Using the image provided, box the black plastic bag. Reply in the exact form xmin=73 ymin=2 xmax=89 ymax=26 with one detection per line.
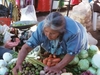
xmin=0 ymin=34 xmax=4 ymax=46
xmin=0 ymin=4 xmax=9 ymax=17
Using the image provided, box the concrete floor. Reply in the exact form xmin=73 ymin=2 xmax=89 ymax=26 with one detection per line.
xmin=36 ymin=7 xmax=100 ymax=48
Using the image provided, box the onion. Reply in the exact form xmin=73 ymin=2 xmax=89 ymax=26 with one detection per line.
xmin=44 ymin=66 xmax=49 ymax=72
xmin=40 ymin=70 xmax=45 ymax=75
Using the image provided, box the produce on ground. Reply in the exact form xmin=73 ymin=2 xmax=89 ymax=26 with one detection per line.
xmin=6 ymin=57 xmax=68 ymax=75
xmin=65 ymin=45 xmax=100 ymax=75
xmin=42 ymin=54 xmax=61 ymax=67
xmin=1 ymin=45 xmax=100 ymax=75
xmin=88 ymin=45 xmax=99 ymax=58
xmin=6 ymin=61 xmax=44 ymax=75
xmin=80 ymin=70 xmax=96 ymax=75
xmin=0 ymin=51 xmax=18 ymax=75
xmin=3 ymin=52 xmax=13 ymax=63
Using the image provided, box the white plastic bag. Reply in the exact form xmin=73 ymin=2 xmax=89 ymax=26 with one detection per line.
xmin=3 ymin=31 xmax=12 ymax=43
xmin=0 ymin=24 xmax=10 ymax=34
xmin=0 ymin=24 xmax=12 ymax=44
xmin=20 ymin=5 xmax=37 ymax=21
xmin=69 ymin=1 xmax=92 ymax=27
xmin=87 ymin=32 xmax=98 ymax=45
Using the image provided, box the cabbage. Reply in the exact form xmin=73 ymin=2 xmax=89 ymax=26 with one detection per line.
xmin=88 ymin=67 xmax=97 ymax=75
xmin=91 ymin=53 xmax=100 ymax=69
xmin=78 ymin=50 xmax=88 ymax=59
xmin=78 ymin=59 xmax=89 ymax=70
xmin=8 ymin=58 xmax=17 ymax=65
xmin=97 ymin=68 xmax=100 ymax=75
xmin=69 ymin=56 xmax=79 ymax=65
xmin=87 ymin=57 xmax=91 ymax=62
xmin=0 ymin=59 xmax=7 ymax=68
xmin=0 ymin=67 xmax=8 ymax=75
xmin=88 ymin=45 xmax=99 ymax=57
xmin=3 ymin=52 xmax=13 ymax=63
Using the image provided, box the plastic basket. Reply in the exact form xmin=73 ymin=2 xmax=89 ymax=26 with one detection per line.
xmin=0 ymin=17 xmax=11 ymax=26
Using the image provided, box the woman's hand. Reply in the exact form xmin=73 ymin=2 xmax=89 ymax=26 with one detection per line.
xmin=44 ymin=54 xmax=75 ymax=74
xmin=4 ymin=38 xmax=20 ymax=49
xmin=44 ymin=65 xmax=62 ymax=74
xmin=12 ymin=64 xmax=22 ymax=75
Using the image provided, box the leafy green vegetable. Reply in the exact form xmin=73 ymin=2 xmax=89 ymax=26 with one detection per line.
xmin=88 ymin=45 xmax=99 ymax=58
xmin=87 ymin=67 xmax=97 ymax=75
xmin=78 ymin=59 xmax=89 ymax=70
xmin=91 ymin=53 xmax=100 ymax=69
xmin=97 ymin=68 xmax=100 ymax=75
xmin=69 ymin=56 xmax=79 ymax=65
xmin=86 ymin=57 xmax=92 ymax=63
xmin=78 ymin=50 xmax=88 ymax=59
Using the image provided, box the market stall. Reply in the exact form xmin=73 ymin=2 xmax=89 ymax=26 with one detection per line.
xmin=1 ymin=0 xmax=100 ymax=75
xmin=0 ymin=44 xmax=100 ymax=75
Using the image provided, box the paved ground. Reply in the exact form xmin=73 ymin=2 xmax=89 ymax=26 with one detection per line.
xmin=36 ymin=7 xmax=100 ymax=48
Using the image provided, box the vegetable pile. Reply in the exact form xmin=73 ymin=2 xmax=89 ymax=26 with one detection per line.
xmin=6 ymin=61 xmax=44 ymax=75
xmin=0 ymin=51 xmax=18 ymax=75
xmin=42 ymin=54 xmax=61 ymax=67
xmin=64 ymin=45 xmax=100 ymax=75
xmin=1 ymin=45 xmax=100 ymax=75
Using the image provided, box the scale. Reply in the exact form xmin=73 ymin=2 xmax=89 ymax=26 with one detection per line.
xmin=10 ymin=21 xmax=38 ymax=50
xmin=11 ymin=20 xmax=38 ymax=29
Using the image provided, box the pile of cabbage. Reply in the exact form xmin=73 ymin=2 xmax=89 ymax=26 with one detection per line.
xmin=0 ymin=52 xmax=18 ymax=75
xmin=68 ymin=45 xmax=100 ymax=75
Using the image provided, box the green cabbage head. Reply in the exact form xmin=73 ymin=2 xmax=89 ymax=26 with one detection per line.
xmin=78 ymin=59 xmax=89 ymax=70
xmin=69 ymin=56 xmax=79 ymax=65
xmin=88 ymin=45 xmax=99 ymax=58
xmin=78 ymin=50 xmax=88 ymax=59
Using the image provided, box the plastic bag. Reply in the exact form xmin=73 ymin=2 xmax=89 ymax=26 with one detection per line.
xmin=87 ymin=32 xmax=98 ymax=45
xmin=0 ymin=24 xmax=10 ymax=34
xmin=3 ymin=31 xmax=12 ymax=44
xmin=0 ymin=25 xmax=12 ymax=44
xmin=0 ymin=4 xmax=9 ymax=17
xmin=69 ymin=1 xmax=92 ymax=27
xmin=20 ymin=5 xmax=37 ymax=21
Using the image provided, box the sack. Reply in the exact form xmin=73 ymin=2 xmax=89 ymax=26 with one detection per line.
xmin=93 ymin=0 xmax=100 ymax=13
xmin=87 ymin=32 xmax=98 ymax=45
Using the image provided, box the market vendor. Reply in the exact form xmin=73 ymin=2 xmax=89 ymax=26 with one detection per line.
xmin=12 ymin=12 xmax=88 ymax=74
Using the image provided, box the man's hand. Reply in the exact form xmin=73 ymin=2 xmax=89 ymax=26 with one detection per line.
xmin=4 ymin=38 xmax=20 ymax=49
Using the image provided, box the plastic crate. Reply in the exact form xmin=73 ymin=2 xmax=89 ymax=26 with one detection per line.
xmin=0 ymin=17 xmax=11 ymax=26
xmin=37 ymin=0 xmax=51 ymax=12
